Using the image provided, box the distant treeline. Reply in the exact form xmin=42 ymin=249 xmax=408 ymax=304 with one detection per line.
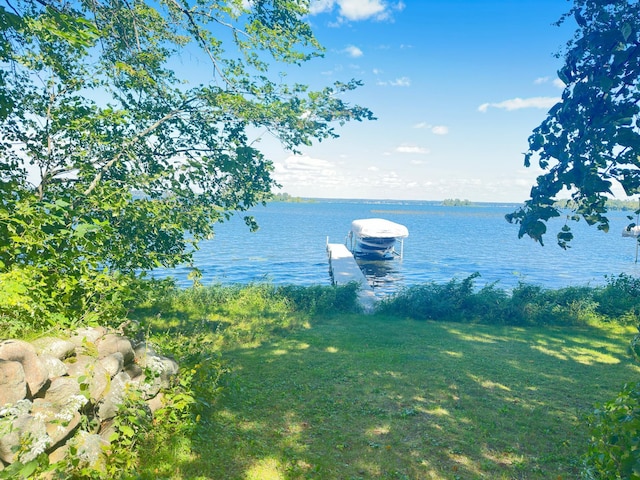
xmin=554 ymin=198 xmax=640 ymax=211
xmin=269 ymin=195 xmax=639 ymax=210
xmin=270 ymin=192 xmax=314 ymax=203
xmin=441 ymin=198 xmax=474 ymax=206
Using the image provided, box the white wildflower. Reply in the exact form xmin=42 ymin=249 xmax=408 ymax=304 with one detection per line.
xmin=0 ymin=399 xmax=32 ymax=418
xmin=18 ymin=428 xmax=51 ymax=463
xmin=55 ymin=394 xmax=88 ymax=423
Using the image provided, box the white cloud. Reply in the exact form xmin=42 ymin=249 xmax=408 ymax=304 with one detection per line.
xmin=339 ymin=0 xmax=386 ymax=20
xmin=391 ymin=77 xmax=410 ymax=87
xmin=309 ymin=0 xmax=402 ymax=22
xmin=309 ymin=0 xmax=336 ymax=15
xmin=396 ymin=144 xmax=429 ymax=154
xmin=343 ymin=45 xmax=363 ymax=57
xmin=553 ymin=78 xmax=566 ymax=89
xmin=431 ymin=125 xmax=449 ymax=135
xmin=478 ymin=97 xmax=561 ymax=113
xmin=412 ymin=123 xmax=448 ymax=135
xmin=277 ymin=155 xmax=334 ymax=171
xmin=534 ymin=76 xmax=565 ymax=89
xmin=378 ymin=76 xmax=411 ymax=87
xmin=273 ymin=155 xmax=340 ymax=187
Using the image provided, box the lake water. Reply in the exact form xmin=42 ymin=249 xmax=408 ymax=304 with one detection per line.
xmin=152 ymin=200 xmax=640 ymax=295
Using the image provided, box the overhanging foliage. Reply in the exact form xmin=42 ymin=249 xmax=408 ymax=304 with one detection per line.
xmin=507 ymin=0 xmax=640 ymax=247
xmin=0 ymin=0 xmax=374 ymax=324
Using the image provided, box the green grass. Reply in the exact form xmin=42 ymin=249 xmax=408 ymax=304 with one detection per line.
xmin=145 ymin=313 xmax=639 ymax=479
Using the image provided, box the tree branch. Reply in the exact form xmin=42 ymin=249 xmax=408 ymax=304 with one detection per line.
xmin=164 ymin=0 xmax=238 ymax=90
xmin=83 ymin=101 xmax=195 ymax=196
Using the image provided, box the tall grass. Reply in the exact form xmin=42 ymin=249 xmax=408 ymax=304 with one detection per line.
xmin=377 ymin=273 xmax=639 ymax=326
xmin=131 ymin=282 xmax=361 ymax=347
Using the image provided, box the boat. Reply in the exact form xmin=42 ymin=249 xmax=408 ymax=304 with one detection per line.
xmin=622 ymin=225 xmax=640 ymax=237
xmin=348 ymin=218 xmax=409 ymax=259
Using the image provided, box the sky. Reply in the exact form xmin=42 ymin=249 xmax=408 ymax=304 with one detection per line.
xmin=258 ymin=0 xmax=579 ymax=202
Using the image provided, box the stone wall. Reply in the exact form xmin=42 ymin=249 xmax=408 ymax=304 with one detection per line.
xmin=0 ymin=326 xmax=178 ymax=472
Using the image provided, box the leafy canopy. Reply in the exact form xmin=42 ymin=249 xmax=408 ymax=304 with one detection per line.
xmin=0 ymin=0 xmax=374 ymax=325
xmin=507 ymin=0 xmax=640 ymax=248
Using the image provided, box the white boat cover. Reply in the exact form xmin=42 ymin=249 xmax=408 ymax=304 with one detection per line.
xmin=351 ymin=218 xmax=409 ymax=239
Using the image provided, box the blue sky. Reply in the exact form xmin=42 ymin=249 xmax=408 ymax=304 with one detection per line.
xmin=263 ymin=0 xmax=578 ymax=202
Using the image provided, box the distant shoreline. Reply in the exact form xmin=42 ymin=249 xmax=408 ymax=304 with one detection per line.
xmin=270 ymin=194 xmax=640 ymax=211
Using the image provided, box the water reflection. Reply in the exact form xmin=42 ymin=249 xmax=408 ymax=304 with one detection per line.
xmin=356 ymin=258 xmax=405 ymax=296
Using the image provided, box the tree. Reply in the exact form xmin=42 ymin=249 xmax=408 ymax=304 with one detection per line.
xmin=0 ymin=0 xmax=374 ymax=326
xmin=506 ymin=0 xmax=640 ymax=248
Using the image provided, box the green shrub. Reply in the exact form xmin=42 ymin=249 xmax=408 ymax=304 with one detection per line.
xmin=583 ymin=382 xmax=640 ymax=479
xmin=465 ymin=281 xmax=510 ymax=322
xmin=276 ymin=283 xmax=361 ymax=315
xmin=506 ymin=284 xmax=598 ymax=326
xmin=0 ymin=266 xmax=146 ymax=337
xmin=378 ymin=275 xmax=604 ymax=326
xmin=594 ymin=274 xmax=640 ymax=323
xmin=377 ymin=273 xmax=485 ymax=322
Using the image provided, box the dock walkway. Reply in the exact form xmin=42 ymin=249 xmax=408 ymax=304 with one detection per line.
xmin=326 ymin=243 xmax=376 ymax=313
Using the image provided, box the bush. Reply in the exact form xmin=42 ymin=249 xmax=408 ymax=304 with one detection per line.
xmin=594 ymin=274 xmax=640 ymax=323
xmin=583 ymin=382 xmax=640 ymax=479
xmin=0 ymin=266 xmax=147 ymax=337
xmin=276 ymin=283 xmax=361 ymax=316
xmin=377 ymin=273 xmax=489 ymax=322
xmin=505 ymin=284 xmax=598 ymax=326
xmin=377 ymin=274 xmax=604 ymax=326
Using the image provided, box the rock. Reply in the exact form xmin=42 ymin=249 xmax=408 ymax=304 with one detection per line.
xmin=31 ymin=337 xmax=76 ymax=360
xmin=97 ymin=372 xmax=130 ymax=421
xmin=65 ymin=355 xmax=110 ymax=402
xmin=69 ymin=327 xmax=108 ymax=347
xmin=31 ymin=398 xmax=83 ymax=449
xmin=97 ymin=335 xmax=134 ymax=364
xmin=47 ymin=443 xmax=69 ymax=465
xmin=0 ymin=359 xmax=26 ymax=406
xmin=0 ymin=408 xmax=50 ymax=464
xmin=133 ymin=355 xmax=179 ymax=399
xmin=100 ymin=352 xmax=124 ymax=378
xmin=0 ymin=340 xmax=49 ymax=397
xmin=146 ymin=392 xmax=165 ymax=413
xmin=39 ymin=354 xmax=68 ymax=379
xmin=128 ymin=344 xmax=179 ymax=399
xmin=41 ymin=377 xmax=81 ymax=405
xmin=134 ymin=343 xmax=179 ymax=397
xmin=99 ymin=418 xmax=116 ymax=444
xmin=124 ymin=363 xmax=143 ymax=382
xmin=0 ymin=330 xmax=180 ymax=470
xmin=134 ymin=342 xmax=159 ymax=361
xmin=126 ymin=363 xmax=161 ymax=399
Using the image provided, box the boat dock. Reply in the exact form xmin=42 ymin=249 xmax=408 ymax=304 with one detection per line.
xmin=326 ymin=242 xmax=376 ymax=313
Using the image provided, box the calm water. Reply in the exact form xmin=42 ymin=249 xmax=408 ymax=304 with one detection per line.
xmin=153 ymin=200 xmax=640 ymax=295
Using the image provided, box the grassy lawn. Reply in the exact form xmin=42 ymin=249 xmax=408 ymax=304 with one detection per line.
xmin=160 ymin=314 xmax=639 ymax=480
